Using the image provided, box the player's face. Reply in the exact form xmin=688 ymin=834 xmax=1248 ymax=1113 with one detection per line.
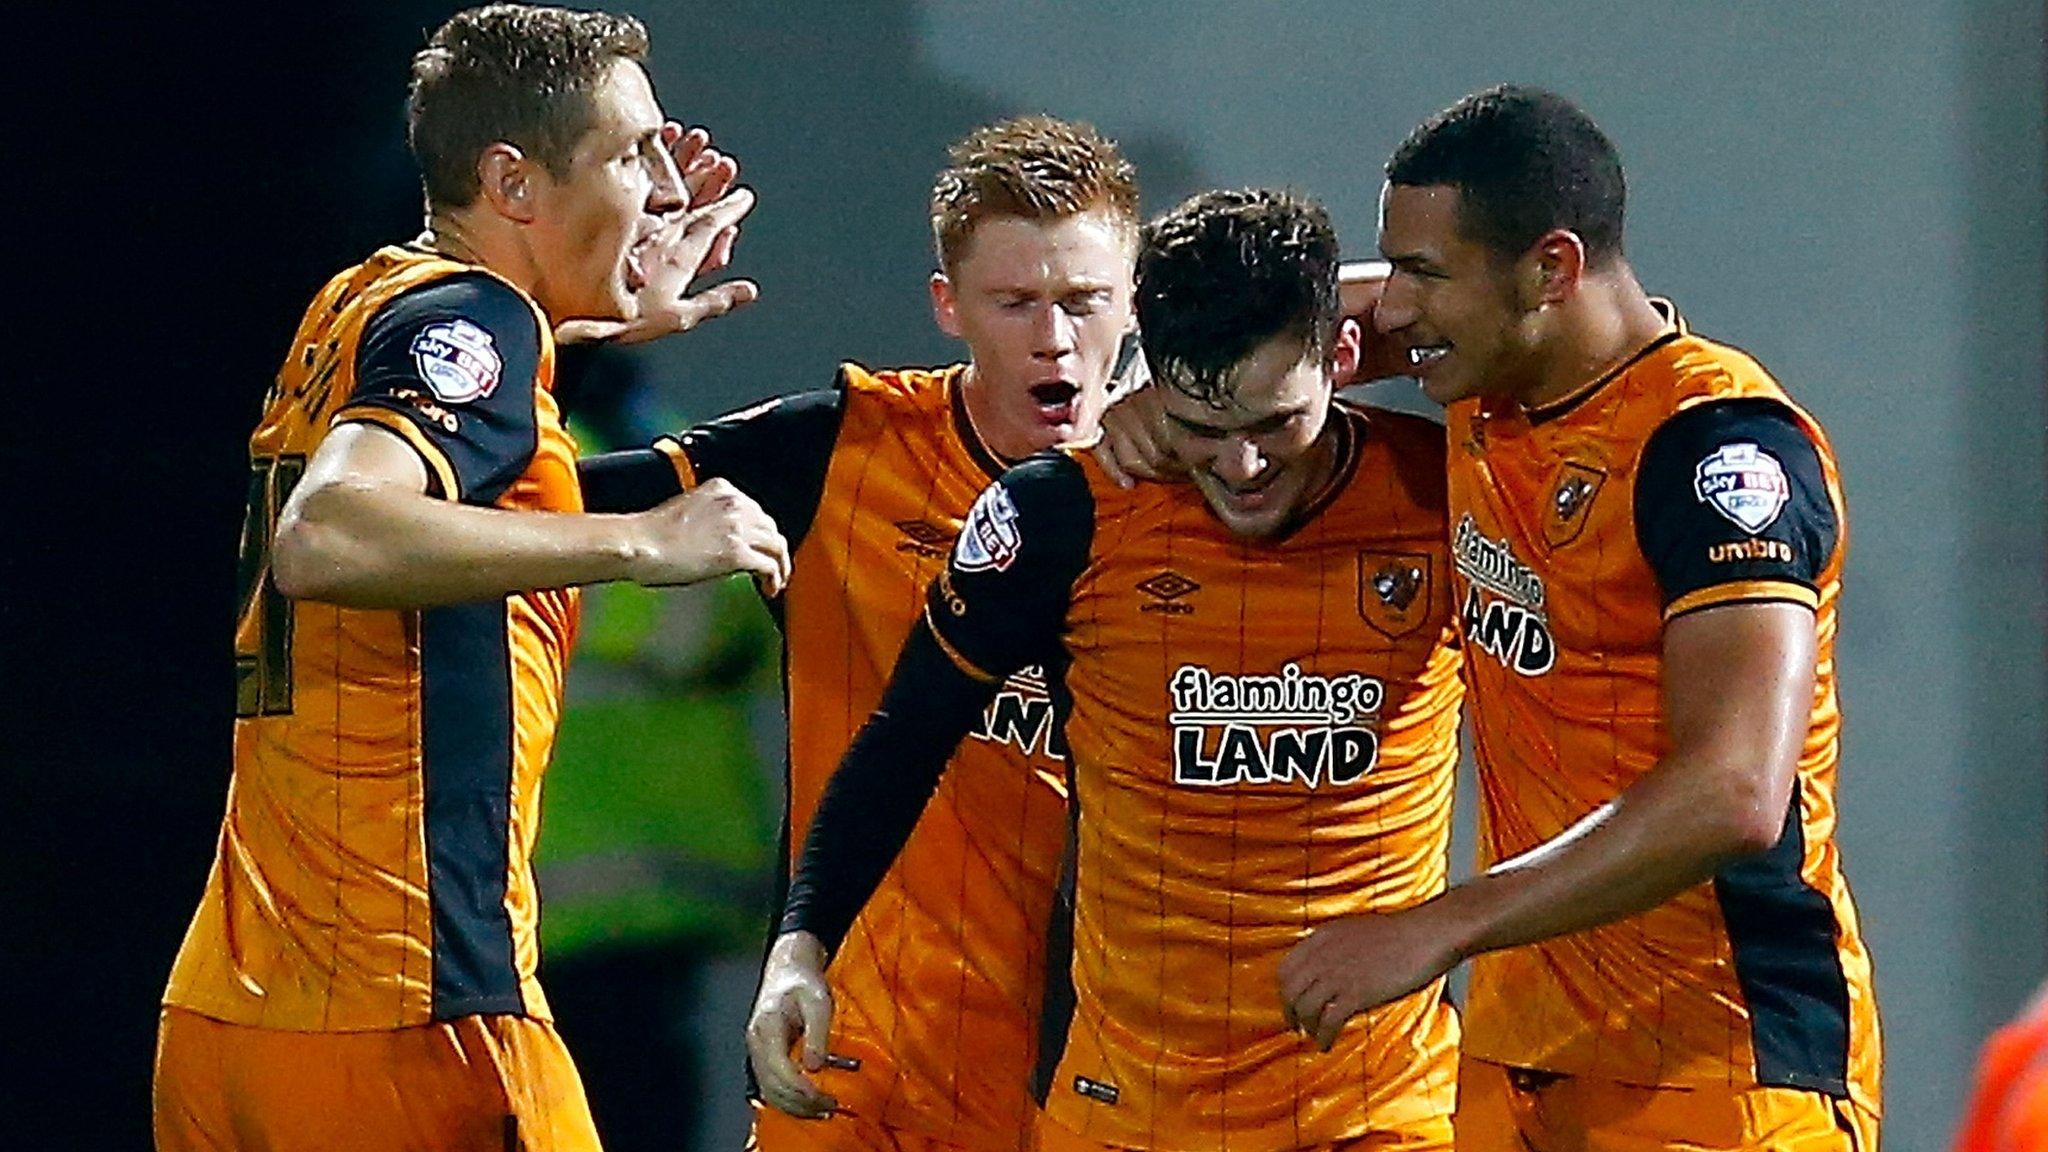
xmin=935 ymin=210 xmax=1136 ymax=459
xmin=1373 ymin=182 xmax=1540 ymax=406
xmin=528 ymin=59 xmax=685 ymax=322
xmin=1159 ymin=321 xmax=1361 ymax=540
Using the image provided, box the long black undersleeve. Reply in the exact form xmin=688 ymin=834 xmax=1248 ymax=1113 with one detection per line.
xmin=778 ymin=620 xmax=1002 ymax=953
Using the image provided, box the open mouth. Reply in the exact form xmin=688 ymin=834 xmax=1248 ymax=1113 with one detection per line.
xmin=1029 ymin=380 xmax=1081 ymax=422
xmin=624 ymin=233 xmax=661 ymax=293
xmin=1211 ymin=469 xmax=1282 ymax=509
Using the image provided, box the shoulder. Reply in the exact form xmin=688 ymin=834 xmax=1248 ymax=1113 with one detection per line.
xmin=1349 ymin=401 xmax=1449 ymax=511
xmin=360 ymin=272 xmax=543 ymax=396
xmin=838 ymin=361 xmax=962 ymax=409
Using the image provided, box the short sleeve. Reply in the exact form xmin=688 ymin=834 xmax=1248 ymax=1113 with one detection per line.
xmin=1634 ymin=397 xmax=1839 ymax=620
xmin=334 ymin=273 xmax=542 ymax=506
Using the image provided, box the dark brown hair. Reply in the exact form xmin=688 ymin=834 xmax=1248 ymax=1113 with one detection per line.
xmin=408 ymin=4 xmax=651 ymax=209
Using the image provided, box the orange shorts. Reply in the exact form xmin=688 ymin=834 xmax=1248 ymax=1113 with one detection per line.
xmin=1028 ymin=1108 xmax=1451 ymax=1152
xmin=749 ymin=1101 xmax=988 ymax=1152
xmin=1454 ymin=1056 xmax=1878 ymax=1152
xmin=153 ymin=1006 xmax=601 ymax=1151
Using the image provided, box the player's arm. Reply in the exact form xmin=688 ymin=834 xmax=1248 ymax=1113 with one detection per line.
xmin=272 ymin=275 xmax=788 ymax=607
xmin=746 ymin=455 xmax=1094 ymax=1118
xmin=578 ymin=389 xmax=845 ymax=564
xmin=1281 ymin=398 xmax=1837 ymax=1047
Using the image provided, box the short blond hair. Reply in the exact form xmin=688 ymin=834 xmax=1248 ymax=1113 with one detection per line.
xmin=929 ymin=115 xmax=1140 ymax=271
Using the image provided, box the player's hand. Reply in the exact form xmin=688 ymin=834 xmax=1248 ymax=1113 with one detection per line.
xmin=1336 ymin=261 xmax=1411 ymax=385
xmin=670 ymin=122 xmax=744 ymax=274
xmin=1276 ymin=908 xmax=1461 ymax=1051
xmin=746 ymin=931 xmax=839 ymax=1119
xmin=554 ymin=186 xmax=761 ymax=346
xmin=1092 ymin=381 xmax=1184 ymax=489
xmin=626 ymin=478 xmax=791 ymax=597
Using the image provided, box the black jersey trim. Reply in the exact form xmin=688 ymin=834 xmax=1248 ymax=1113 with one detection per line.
xmin=421 ymin=598 xmax=524 ymax=1019
xmin=949 ymin=373 xmax=1011 ymax=483
xmin=1713 ymin=795 xmax=1853 ymax=1096
xmin=1031 ymin=659 xmax=1081 ymax=1106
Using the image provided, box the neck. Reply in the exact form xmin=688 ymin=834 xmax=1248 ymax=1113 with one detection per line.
xmin=1516 ymin=267 xmax=1668 ymax=410
xmin=420 ymin=207 xmax=542 ymax=304
xmin=1297 ymin=408 xmax=1349 ymax=506
xmin=957 ymin=364 xmax=1041 ymax=462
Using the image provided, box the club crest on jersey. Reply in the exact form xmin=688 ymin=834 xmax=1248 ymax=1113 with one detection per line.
xmin=410 ymin=319 xmax=502 ymax=404
xmin=1544 ymin=462 xmax=1607 ymax=547
xmin=1454 ymin=514 xmax=1556 ymax=676
xmin=1694 ymin=442 xmax=1790 ymax=534
xmin=954 ymin=484 xmax=1023 ymax=572
xmin=1168 ymin=663 xmax=1384 ymax=788
xmin=1357 ymin=551 xmax=1432 ymax=638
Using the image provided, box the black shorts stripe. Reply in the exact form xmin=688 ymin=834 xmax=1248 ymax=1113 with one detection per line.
xmin=1713 ymin=795 xmax=1852 ymax=1095
xmin=421 ymin=598 xmax=524 ymax=1019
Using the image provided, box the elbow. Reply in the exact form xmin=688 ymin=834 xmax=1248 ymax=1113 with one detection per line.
xmin=270 ymin=485 xmax=373 ymax=603
xmin=1704 ymin=767 xmax=1796 ymax=860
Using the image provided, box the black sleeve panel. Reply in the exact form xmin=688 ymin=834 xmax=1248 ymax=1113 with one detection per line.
xmin=340 ymin=273 xmax=542 ymax=505
xmin=672 ymin=389 xmax=845 ymax=555
xmin=576 ymin=448 xmax=684 ymax=514
xmin=778 ymin=623 xmax=1003 ymax=953
xmin=925 ymin=453 xmax=1096 ymax=679
xmin=1634 ymin=397 xmax=1839 ymax=615
xmin=777 ymin=452 xmax=1094 ymax=955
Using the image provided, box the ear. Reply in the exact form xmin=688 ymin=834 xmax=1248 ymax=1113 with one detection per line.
xmin=930 ymin=271 xmax=962 ymax=339
xmin=1329 ymin=316 xmax=1363 ymax=382
xmin=475 ymin=143 xmax=542 ymax=224
xmin=1522 ymin=228 xmax=1586 ymax=309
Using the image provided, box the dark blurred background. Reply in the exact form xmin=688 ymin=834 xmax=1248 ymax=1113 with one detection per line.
xmin=10 ymin=4 xmax=2042 ymax=1150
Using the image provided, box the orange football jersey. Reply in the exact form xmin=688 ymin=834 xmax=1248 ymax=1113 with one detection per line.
xmin=166 ymin=246 xmax=580 ymax=1031
xmin=654 ymin=366 xmax=1071 ymax=1149
xmin=1447 ymin=301 xmax=1880 ymax=1113
xmin=785 ymin=403 xmax=1465 ymax=1150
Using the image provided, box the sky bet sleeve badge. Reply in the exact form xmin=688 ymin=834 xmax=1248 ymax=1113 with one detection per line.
xmin=1694 ymin=442 xmax=1791 ymax=534
xmin=409 ymin=319 xmax=503 ymax=404
xmin=954 ymin=482 xmax=1023 ymax=572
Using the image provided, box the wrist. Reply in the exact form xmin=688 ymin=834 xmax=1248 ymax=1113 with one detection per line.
xmin=605 ymin=513 xmax=657 ymax=584
xmin=1421 ymin=880 xmax=1501 ymax=966
xmin=773 ymin=929 xmax=828 ymax=970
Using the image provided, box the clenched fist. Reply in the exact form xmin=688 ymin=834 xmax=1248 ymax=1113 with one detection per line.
xmin=626 ymin=477 xmax=791 ymax=596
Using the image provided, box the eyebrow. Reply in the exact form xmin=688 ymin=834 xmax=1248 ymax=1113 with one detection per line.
xmin=1168 ymin=404 xmax=1307 ymax=436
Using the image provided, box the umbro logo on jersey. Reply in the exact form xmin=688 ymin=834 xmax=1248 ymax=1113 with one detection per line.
xmin=893 ymin=519 xmax=952 ymax=560
xmin=1137 ymin=570 xmax=1200 ymax=615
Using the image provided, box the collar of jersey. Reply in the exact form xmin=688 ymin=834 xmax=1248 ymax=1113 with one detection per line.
xmin=1523 ymin=298 xmax=1686 ymax=426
